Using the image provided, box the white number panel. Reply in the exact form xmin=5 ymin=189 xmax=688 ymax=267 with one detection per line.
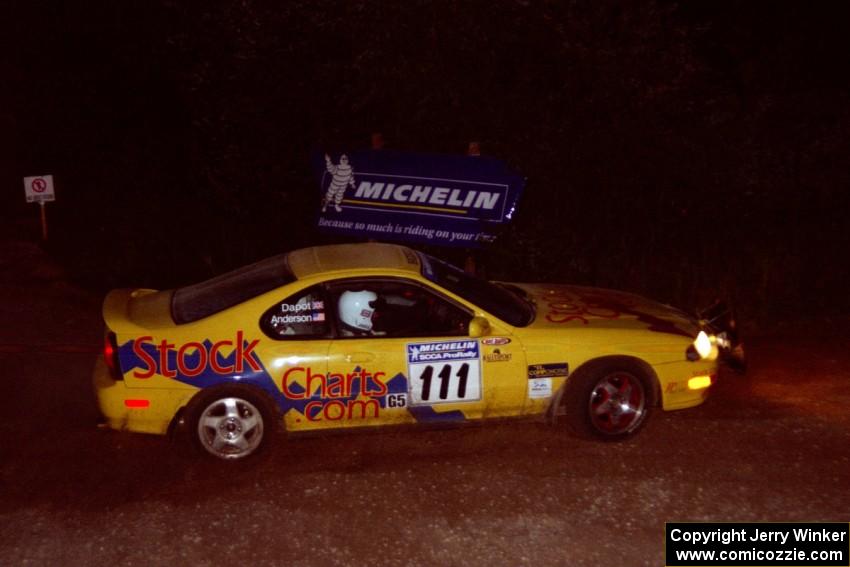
xmin=406 ymin=340 xmax=481 ymax=405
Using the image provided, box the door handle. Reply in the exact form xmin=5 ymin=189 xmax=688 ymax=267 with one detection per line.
xmin=346 ymin=352 xmax=375 ymax=363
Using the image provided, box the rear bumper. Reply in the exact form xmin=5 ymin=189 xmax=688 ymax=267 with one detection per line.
xmin=92 ymin=356 xmax=187 ymax=435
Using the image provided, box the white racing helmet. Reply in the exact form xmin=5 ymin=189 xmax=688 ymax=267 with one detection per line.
xmin=338 ymin=290 xmax=377 ymax=331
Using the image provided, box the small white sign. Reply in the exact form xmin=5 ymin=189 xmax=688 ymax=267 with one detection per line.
xmin=24 ymin=175 xmax=56 ymax=203
xmin=528 ymin=378 xmax=552 ymax=399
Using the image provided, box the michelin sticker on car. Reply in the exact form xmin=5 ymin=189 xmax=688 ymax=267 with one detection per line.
xmin=407 ymin=340 xmax=481 ymax=405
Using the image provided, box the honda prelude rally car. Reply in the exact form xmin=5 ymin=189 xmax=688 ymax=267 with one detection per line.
xmin=94 ymin=243 xmax=734 ymax=460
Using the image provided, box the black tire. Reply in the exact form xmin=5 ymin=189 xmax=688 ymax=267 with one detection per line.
xmin=184 ymin=385 xmax=277 ymax=461
xmin=563 ymin=359 xmax=654 ymax=440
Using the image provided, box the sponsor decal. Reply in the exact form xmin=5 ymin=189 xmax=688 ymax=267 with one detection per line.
xmin=407 ymin=340 xmax=482 ymax=404
xmin=544 ymin=290 xmax=622 ymax=325
xmin=272 ymin=301 xmax=326 ymax=325
xmin=481 ymin=337 xmax=511 ymax=346
xmin=349 ymin=180 xmax=505 ymax=217
xmin=527 ymin=362 xmax=569 ymax=379
xmin=281 ymin=366 xmax=390 ymax=422
xmin=129 ymin=332 xmax=261 ymax=379
xmin=279 ymin=301 xmax=320 ymax=313
xmin=118 ymin=338 xmax=440 ymax=424
xmin=528 ymin=378 xmax=552 ymax=399
xmin=271 ymin=314 xmax=311 ymax=325
xmin=408 ymin=340 xmax=479 ymax=362
xmin=543 ymin=287 xmax=691 ymax=337
xmin=484 ymin=352 xmax=512 ymax=362
xmin=386 ymin=393 xmax=407 ymax=408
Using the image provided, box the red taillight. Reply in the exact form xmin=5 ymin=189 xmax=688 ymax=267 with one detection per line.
xmin=104 ymin=332 xmax=122 ymax=380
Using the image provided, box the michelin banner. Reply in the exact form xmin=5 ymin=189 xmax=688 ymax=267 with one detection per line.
xmin=313 ymin=149 xmax=525 ymax=248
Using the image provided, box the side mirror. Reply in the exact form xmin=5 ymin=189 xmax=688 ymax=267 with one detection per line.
xmin=468 ymin=316 xmax=491 ymax=338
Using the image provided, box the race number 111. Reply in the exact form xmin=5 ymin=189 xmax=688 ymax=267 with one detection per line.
xmin=409 ymin=360 xmax=481 ymax=405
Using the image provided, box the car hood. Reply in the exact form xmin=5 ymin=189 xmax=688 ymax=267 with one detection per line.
xmin=509 ymin=283 xmax=699 ymax=338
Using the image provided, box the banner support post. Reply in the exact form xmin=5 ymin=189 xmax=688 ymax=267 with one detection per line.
xmin=464 ymin=141 xmax=480 ymax=274
xmin=39 ymin=202 xmax=48 ymax=241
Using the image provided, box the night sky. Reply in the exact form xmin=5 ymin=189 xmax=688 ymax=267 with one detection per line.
xmin=3 ymin=1 xmax=849 ymax=324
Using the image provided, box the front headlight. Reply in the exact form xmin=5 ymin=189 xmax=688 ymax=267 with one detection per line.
xmin=694 ymin=331 xmax=713 ymax=358
xmin=686 ymin=330 xmax=719 ymax=361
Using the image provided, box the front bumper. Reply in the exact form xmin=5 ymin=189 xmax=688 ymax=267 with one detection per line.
xmin=656 ymin=359 xmax=718 ymax=411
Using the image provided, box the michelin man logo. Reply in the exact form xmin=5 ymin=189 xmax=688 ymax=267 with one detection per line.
xmin=322 ymin=153 xmax=356 ymax=213
xmin=408 ymin=345 xmax=421 ymax=361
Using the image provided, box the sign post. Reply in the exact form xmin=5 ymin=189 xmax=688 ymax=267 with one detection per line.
xmin=23 ymin=175 xmax=56 ymax=241
xmin=39 ymin=202 xmax=48 ymax=241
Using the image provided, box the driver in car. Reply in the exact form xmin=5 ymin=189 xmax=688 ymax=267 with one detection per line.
xmin=338 ymin=290 xmax=384 ymax=336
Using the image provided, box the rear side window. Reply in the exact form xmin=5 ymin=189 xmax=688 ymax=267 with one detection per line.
xmin=260 ymin=285 xmax=329 ymax=339
xmin=172 ymin=254 xmax=295 ymax=324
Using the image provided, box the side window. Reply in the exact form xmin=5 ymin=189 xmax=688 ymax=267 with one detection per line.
xmin=260 ymin=285 xmax=329 ymax=339
xmin=329 ymin=279 xmax=472 ymax=338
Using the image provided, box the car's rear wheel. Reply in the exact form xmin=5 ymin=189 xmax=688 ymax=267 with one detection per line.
xmin=564 ymin=360 xmax=653 ymax=440
xmin=186 ymin=386 xmax=275 ymax=461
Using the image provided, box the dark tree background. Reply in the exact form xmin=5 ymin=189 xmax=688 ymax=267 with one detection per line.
xmin=3 ymin=1 xmax=849 ymax=326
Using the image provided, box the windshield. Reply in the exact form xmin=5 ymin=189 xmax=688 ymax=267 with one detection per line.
xmin=417 ymin=252 xmax=534 ymax=327
xmin=172 ymin=253 xmax=295 ymax=324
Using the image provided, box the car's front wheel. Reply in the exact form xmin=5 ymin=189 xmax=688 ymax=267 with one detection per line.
xmin=563 ymin=360 xmax=653 ymax=440
xmin=185 ymin=386 xmax=276 ymax=461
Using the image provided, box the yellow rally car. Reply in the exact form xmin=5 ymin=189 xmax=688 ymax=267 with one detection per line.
xmin=94 ymin=243 xmax=734 ymax=460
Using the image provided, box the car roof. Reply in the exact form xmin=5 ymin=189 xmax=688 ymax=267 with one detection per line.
xmin=287 ymin=243 xmax=422 ymax=279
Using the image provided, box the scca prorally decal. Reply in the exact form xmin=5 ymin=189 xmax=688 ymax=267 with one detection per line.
xmin=408 ymin=340 xmax=479 ymax=362
xmin=407 ymin=340 xmax=482 ymax=405
xmin=282 ymin=366 xmax=389 ymax=422
xmin=128 ymin=332 xmax=261 ymax=379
